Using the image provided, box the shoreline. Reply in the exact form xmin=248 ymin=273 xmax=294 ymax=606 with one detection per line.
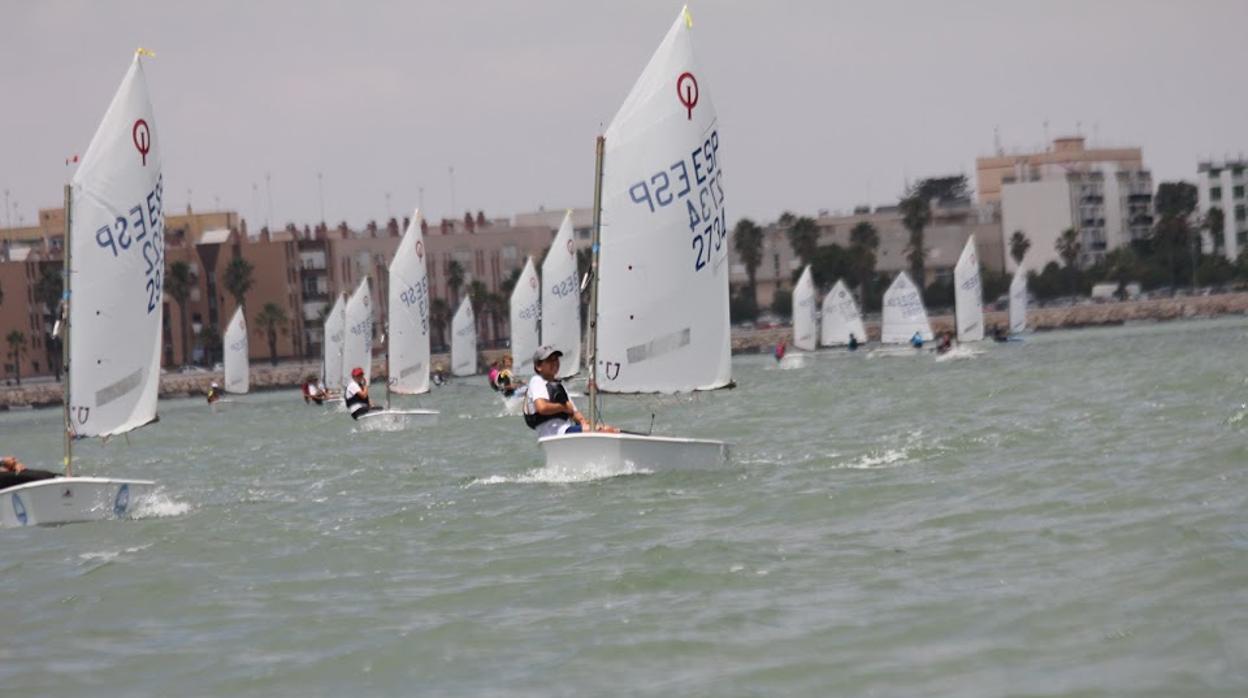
xmin=3 ymin=292 xmax=1245 ymax=410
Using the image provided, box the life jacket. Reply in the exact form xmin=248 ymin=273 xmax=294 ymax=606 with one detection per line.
xmin=524 ymin=381 xmax=569 ymax=429
xmin=345 ymin=382 xmax=370 ymax=418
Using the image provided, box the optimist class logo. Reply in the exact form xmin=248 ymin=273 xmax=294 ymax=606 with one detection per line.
xmin=132 ymin=119 xmax=151 ymax=166
xmin=415 ymin=240 xmax=425 ymax=259
xmin=676 ymin=72 xmax=698 ymax=120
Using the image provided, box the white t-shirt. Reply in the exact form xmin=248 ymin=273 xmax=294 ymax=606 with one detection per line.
xmin=525 ymin=375 xmax=576 ymax=439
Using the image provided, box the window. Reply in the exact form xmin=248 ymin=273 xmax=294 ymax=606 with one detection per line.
xmin=1233 ymin=165 xmax=1245 ymax=177
xmin=1209 ymin=168 xmax=1222 ymax=179
xmin=1236 ymin=205 xmax=1246 ymax=223
xmin=1211 ymin=187 xmax=1222 ymax=202
xmin=1234 ymin=185 xmax=1245 ymax=200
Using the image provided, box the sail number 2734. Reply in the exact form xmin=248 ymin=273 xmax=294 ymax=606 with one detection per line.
xmin=626 ymin=130 xmax=725 ymax=272
xmin=94 ymin=174 xmax=165 ymax=314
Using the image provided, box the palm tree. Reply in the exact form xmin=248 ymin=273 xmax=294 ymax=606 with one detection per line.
xmin=848 ymin=221 xmax=879 ymax=300
xmin=223 ymin=256 xmax=255 ymax=308
xmin=429 ymin=297 xmax=450 ymax=351
xmin=784 ymin=214 xmax=819 ymax=268
xmin=467 ymin=280 xmax=488 ymax=341
xmin=899 ymin=190 xmax=930 ymax=292
xmin=254 ymin=302 xmax=288 ymax=366
xmin=1009 ymin=230 xmax=1032 ymax=267
xmin=483 ymin=292 xmax=507 ymax=346
xmin=732 ymin=218 xmax=764 ymax=314
xmin=6 ymin=330 xmax=26 ymax=385
xmin=1056 ymin=228 xmax=1082 ymax=294
xmin=446 ymin=260 xmax=465 ymax=307
xmin=33 ymin=265 xmax=64 ymax=381
xmin=165 ymin=261 xmax=193 ymax=365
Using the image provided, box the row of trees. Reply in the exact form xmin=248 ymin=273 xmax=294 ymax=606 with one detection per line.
xmin=731 ymin=177 xmax=1248 ymax=322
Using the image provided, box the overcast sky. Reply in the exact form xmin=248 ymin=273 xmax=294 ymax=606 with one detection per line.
xmin=3 ymin=0 xmax=1246 ymax=230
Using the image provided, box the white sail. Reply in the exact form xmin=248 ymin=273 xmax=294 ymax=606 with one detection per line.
xmin=68 ymin=54 xmax=163 ymax=438
xmin=342 ymin=278 xmax=373 ymax=387
xmin=820 ymin=279 xmax=866 ymax=346
xmin=595 ymin=7 xmax=731 ymax=393
xmin=881 ymin=272 xmax=933 ymax=344
xmin=954 ymin=237 xmax=984 ymax=342
xmin=387 ymin=211 xmax=431 ymax=395
xmin=323 ymin=294 xmax=346 ymax=391
xmin=223 ymin=306 xmax=249 ymax=393
xmin=451 ymin=296 xmax=476 ymax=376
xmin=1009 ymin=267 xmax=1028 ymax=334
xmin=540 ymin=210 xmax=582 ymax=378
xmin=791 ymin=265 xmax=817 ymax=352
xmin=509 ymin=256 xmax=541 ymax=370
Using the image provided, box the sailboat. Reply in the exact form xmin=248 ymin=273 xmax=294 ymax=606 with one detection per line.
xmin=780 ymin=265 xmax=816 ymax=368
xmin=879 ymin=271 xmax=933 ymax=349
xmin=341 ymin=278 xmax=373 ymax=388
xmin=1008 ymin=267 xmax=1028 ymax=336
xmin=450 ymin=296 xmax=477 ymax=377
xmin=541 ymin=211 xmax=581 ymax=379
xmin=2 ymin=51 xmax=160 ymax=527
xmin=222 ymin=305 xmax=249 ymax=396
xmin=322 ymin=293 xmax=346 ymax=398
xmin=357 ymin=211 xmax=438 ymax=430
xmin=538 ymin=6 xmax=730 ymax=472
xmin=502 ymin=255 xmax=540 ymax=412
xmin=953 ymin=237 xmax=984 ymax=342
xmin=820 ymin=279 xmax=866 ymax=347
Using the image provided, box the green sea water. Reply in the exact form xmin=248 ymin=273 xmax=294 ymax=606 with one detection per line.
xmin=1 ymin=317 xmax=1246 ymax=696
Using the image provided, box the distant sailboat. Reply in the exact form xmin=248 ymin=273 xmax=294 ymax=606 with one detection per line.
xmin=342 ymin=278 xmax=373 ymax=387
xmin=541 ymin=211 xmax=582 ymax=378
xmin=1009 ymin=267 xmax=1028 ymax=335
xmin=223 ymin=306 xmax=249 ymax=394
xmin=509 ymin=256 xmax=541 ymax=374
xmin=954 ymin=237 xmax=984 ymax=342
xmin=880 ymin=271 xmax=933 ymax=345
xmin=357 ymin=210 xmax=438 ymax=430
xmin=450 ymin=296 xmax=477 ymax=377
xmin=820 ymin=279 xmax=866 ymax=347
xmin=322 ymin=293 xmax=346 ymax=394
xmin=3 ymin=51 xmax=160 ymax=527
xmin=539 ymin=6 xmax=731 ymax=472
xmin=790 ymin=265 xmax=817 ymax=352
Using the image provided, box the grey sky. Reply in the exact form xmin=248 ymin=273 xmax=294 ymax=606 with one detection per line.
xmin=2 ymin=0 xmax=1246 ymax=231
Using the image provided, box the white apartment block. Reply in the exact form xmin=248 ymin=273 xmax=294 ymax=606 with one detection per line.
xmin=1196 ymin=160 xmax=1248 ymax=260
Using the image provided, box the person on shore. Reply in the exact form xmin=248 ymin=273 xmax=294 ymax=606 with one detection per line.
xmin=344 ymin=367 xmax=373 ymax=420
xmin=524 ymin=346 xmax=617 ymax=438
xmin=910 ymin=332 xmax=924 ymax=349
xmin=303 ymin=375 xmax=327 ymax=405
xmin=774 ymin=340 xmax=786 ymax=363
xmin=0 ymin=455 xmax=59 ymax=491
xmin=206 ymin=382 xmax=222 ymax=404
xmin=848 ymin=333 xmax=860 ymax=351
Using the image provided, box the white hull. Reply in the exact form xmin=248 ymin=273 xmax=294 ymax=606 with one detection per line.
xmin=867 ymin=346 xmax=925 ymax=359
xmin=1 ymin=477 xmax=156 ymax=528
xmin=777 ymin=353 xmax=809 ymax=370
xmin=356 ymin=409 xmax=439 ymax=432
xmin=539 ymin=432 xmax=729 ymax=473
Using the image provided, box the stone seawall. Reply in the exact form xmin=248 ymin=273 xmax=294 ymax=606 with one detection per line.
xmin=4 ymin=292 xmax=1247 ymax=409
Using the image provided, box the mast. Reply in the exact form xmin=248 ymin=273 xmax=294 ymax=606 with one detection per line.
xmin=62 ymin=184 xmax=73 ymax=475
xmin=384 ymin=320 xmax=391 ymax=410
xmin=586 ymin=135 xmax=605 ymax=428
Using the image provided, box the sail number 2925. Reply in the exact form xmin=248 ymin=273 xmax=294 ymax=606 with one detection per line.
xmin=94 ymin=174 xmax=165 ymax=314
xmin=626 ymin=130 xmax=725 ymax=272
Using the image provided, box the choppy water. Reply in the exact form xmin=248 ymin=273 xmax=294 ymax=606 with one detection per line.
xmin=2 ymin=318 xmax=1246 ymax=697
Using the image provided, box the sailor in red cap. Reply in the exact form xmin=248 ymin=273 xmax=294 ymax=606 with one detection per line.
xmin=344 ymin=366 xmax=372 ymax=419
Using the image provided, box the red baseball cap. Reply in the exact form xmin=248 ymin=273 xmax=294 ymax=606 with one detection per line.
xmin=351 ymin=367 xmax=365 ymax=377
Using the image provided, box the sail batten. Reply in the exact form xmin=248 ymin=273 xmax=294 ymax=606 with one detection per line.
xmin=342 ymin=279 xmax=373 ymax=387
xmin=954 ymin=237 xmax=984 ymax=342
xmin=541 ymin=211 xmax=581 ymax=378
xmin=387 ymin=211 xmax=431 ymax=395
xmin=451 ymin=297 xmax=476 ymax=376
xmin=509 ymin=256 xmax=541 ymax=372
xmin=791 ymin=266 xmax=817 ymax=352
xmin=68 ymin=54 xmax=163 ymax=439
xmin=820 ymin=279 xmax=866 ymax=346
xmin=223 ymin=306 xmax=249 ymax=393
xmin=881 ymin=272 xmax=933 ymax=344
xmin=595 ymin=8 xmax=731 ymax=394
